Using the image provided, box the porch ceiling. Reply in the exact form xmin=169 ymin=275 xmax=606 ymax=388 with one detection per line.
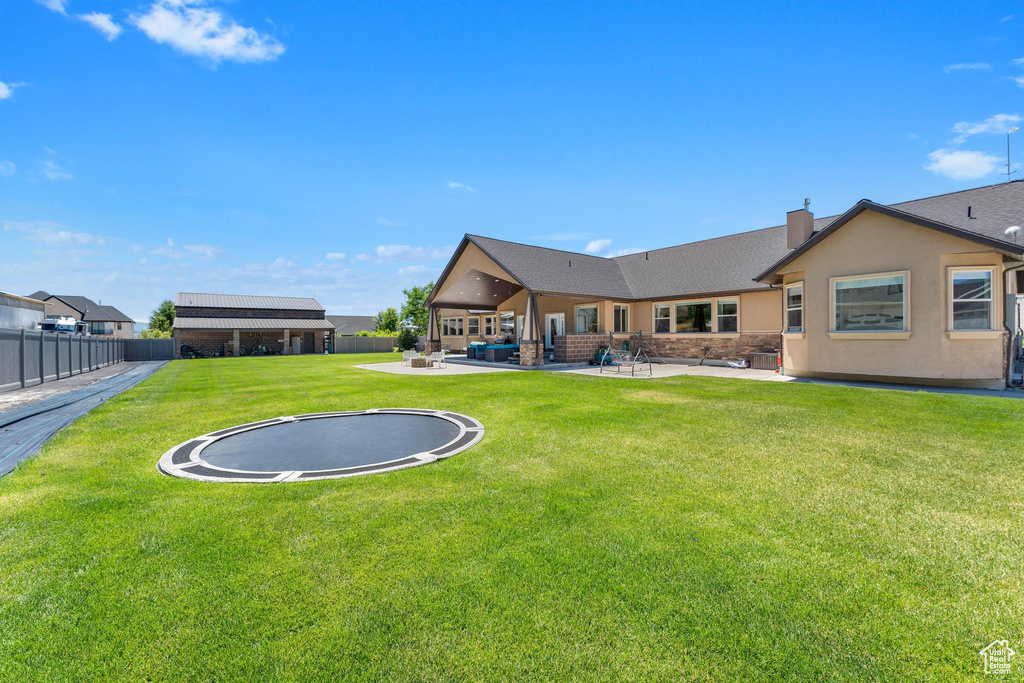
xmin=431 ymin=269 xmax=523 ymax=309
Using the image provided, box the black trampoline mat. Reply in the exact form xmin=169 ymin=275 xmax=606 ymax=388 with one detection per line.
xmin=199 ymin=413 xmax=462 ymax=472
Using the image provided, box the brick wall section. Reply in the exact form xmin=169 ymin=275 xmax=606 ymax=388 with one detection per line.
xmin=175 ymin=331 xmax=232 ymax=357
xmin=519 ymin=340 xmax=543 ymax=366
xmin=425 ymin=340 xmax=442 ymax=353
xmin=175 ymin=306 xmax=324 ymax=320
xmin=553 ymin=334 xmax=604 ymax=363
xmin=553 ymin=333 xmax=780 ymax=363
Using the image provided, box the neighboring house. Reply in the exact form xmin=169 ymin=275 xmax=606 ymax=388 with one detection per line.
xmin=426 ymin=181 xmax=1024 ymax=388
xmin=0 ymin=291 xmax=48 ymax=329
xmin=326 ymin=315 xmax=377 ymax=336
xmin=26 ymin=291 xmax=135 ymax=338
xmin=172 ymin=292 xmax=334 ymax=358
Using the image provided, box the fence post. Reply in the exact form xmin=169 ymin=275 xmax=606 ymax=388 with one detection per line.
xmin=39 ymin=332 xmax=45 ymax=384
xmin=79 ymin=336 xmax=83 ymax=374
xmin=20 ymin=328 xmax=26 ymax=388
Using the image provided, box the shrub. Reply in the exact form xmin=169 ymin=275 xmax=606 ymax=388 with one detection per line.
xmin=396 ymin=328 xmax=418 ymax=351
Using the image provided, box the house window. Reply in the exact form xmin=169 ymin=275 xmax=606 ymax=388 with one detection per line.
xmin=117 ymin=322 xmax=123 ymax=331
xmin=499 ymin=311 xmax=514 ymax=335
xmin=786 ymin=283 xmax=803 ymax=332
xmin=675 ymin=302 xmax=711 ymax=333
xmin=717 ymin=299 xmax=738 ymax=333
xmin=575 ymin=305 xmax=598 ymax=333
xmin=467 ymin=317 xmax=480 ymax=335
xmin=833 ymin=272 xmax=907 ymax=332
xmin=950 ymin=268 xmax=994 ymax=330
xmin=441 ymin=317 xmax=464 ymax=336
xmin=613 ymin=304 xmax=629 ymax=332
xmin=654 ymin=304 xmax=670 ymax=333
xmin=484 ymin=316 xmax=495 ymax=336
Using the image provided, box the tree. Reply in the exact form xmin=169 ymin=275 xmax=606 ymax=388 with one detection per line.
xmin=146 ymin=299 xmax=175 ymax=337
xmin=400 ymin=281 xmax=434 ymax=333
xmin=374 ymin=307 xmax=400 ymax=333
xmin=396 ymin=327 xmax=418 ymax=351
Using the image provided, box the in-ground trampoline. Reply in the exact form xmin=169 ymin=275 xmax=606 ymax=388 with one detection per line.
xmin=157 ymin=408 xmax=484 ymax=483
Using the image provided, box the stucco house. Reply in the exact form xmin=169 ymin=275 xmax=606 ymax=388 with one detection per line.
xmin=425 ymin=181 xmax=1024 ymax=388
xmin=172 ymin=292 xmax=334 ymax=358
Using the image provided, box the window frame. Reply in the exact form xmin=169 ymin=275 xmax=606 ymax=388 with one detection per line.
xmin=948 ymin=266 xmax=997 ymax=332
xmin=653 ymin=303 xmax=671 ymax=334
xmin=784 ymin=282 xmax=804 ymax=334
xmin=574 ymin=304 xmax=599 ymax=334
xmin=499 ymin=311 xmax=514 ymax=336
xmin=467 ymin=316 xmax=480 ymax=335
xmin=716 ymin=298 xmax=738 ymax=333
xmin=674 ymin=300 xmax=713 ymax=334
xmin=829 ymin=270 xmax=911 ymax=337
xmin=484 ymin=315 xmax=496 ymax=336
xmin=613 ymin=303 xmax=630 ymax=333
xmin=441 ymin=317 xmax=464 ymax=336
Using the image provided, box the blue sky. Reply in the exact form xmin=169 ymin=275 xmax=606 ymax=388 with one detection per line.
xmin=2 ymin=1 xmax=1023 ymax=320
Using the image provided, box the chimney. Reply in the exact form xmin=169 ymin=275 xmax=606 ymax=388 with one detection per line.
xmin=786 ymin=199 xmax=814 ymax=249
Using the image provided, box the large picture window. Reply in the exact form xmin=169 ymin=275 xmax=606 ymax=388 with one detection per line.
xmin=499 ymin=311 xmax=514 ymax=335
xmin=833 ymin=273 xmax=906 ymax=332
xmin=717 ymin=299 xmax=738 ymax=333
xmin=950 ymin=268 xmax=994 ymax=330
xmin=675 ymin=302 xmax=711 ymax=333
xmin=786 ymin=284 xmax=803 ymax=332
xmin=654 ymin=304 xmax=670 ymax=333
xmin=575 ymin=305 xmax=598 ymax=334
xmin=613 ymin=304 xmax=629 ymax=332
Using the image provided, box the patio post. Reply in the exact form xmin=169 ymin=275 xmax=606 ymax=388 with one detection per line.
xmin=425 ymin=306 xmax=441 ymax=353
xmin=519 ymin=293 xmax=544 ymax=366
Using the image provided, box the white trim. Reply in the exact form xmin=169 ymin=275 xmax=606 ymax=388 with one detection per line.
xmin=612 ymin=303 xmax=630 ymax=333
xmin=829 ymin=269 xmax=911 ymax=334
xmin=945 ymin=330 xmax=1003 ymax=340
xmin=716 ymin=297 xmax=739 ymax=334
xmin=947 ymin=266 xmax=998 ymax=333
xmin=652 ymin=302 xmax=671 ymax=334
xmin=574 ymin=303 xmax=599 ymax=334
xmin=828 ymin=331 xmax=912 ymax=340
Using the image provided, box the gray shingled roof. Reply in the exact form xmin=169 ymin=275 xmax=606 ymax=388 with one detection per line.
xmin=175 ymin=292 xmax=324 ymax=311
xmin=326 ymin=315 xmax=377 ymax=335
xmin=449 ymin=181 xmax=1024 ymax=302
xmin=29 ymin=294 xmax=134 ymax=322
xmin=468 ymin=235 xmax=633 ymax=298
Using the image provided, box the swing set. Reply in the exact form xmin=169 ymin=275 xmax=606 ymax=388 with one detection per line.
xmin=598 ymin=330 xmax=663 ymax=376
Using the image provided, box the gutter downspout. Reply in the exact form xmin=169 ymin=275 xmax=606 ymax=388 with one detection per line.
xmin=768 ymin=283 xmax=784 ymax=375
xmin=1004 ymin=263 xmax=1024 ymax=388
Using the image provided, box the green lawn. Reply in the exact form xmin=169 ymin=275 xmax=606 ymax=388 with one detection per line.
xmin=1 ymin=354 xmax=1022 ymax=680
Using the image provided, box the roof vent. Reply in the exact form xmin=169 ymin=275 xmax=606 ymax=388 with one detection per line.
xmin=786 ymin=200 xmax=814 ymax=249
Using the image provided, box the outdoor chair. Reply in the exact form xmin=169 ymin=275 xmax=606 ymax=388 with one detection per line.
xmin=402 ymin=350 xmax=419 ymax=366
xmin=427 ymin=351 xmax=447 ymax=368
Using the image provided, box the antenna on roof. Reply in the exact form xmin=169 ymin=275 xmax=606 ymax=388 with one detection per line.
xmin=1004 ymin=127 xmax=1020 ymax=183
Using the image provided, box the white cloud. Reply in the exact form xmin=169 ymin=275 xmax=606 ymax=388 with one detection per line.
xmin=130 ymin=0 xmax=286 ymax=64
xmin=0 ymin=161 xmax=14 ymax=177
xmin=951 ymin=113 xmax=1022 ymax=142
xmin=0 ymin=81 xmax=24 ymax=100
xmin=374 ymin=244 xmax=454 ymax=262
xmin=397 ymin=265 xmax=430 ymax=276
xmin=943 ymin=63 xmax=990 ymax=73
xmin=355 ymin=253 xmax=371 ymax=262
xmin=376 ymin=217 xmax=406 ymax=228
xmin=584 ymin=238 xmax=613 ymax=254
xmin=77 ymin=13 xmax=123 ymax=41
xmin=325 ymin=252 xmax=345 ymax=260
xmin=447 ymin=180 xmax=475 ymax=192
xmin=611 ymin=247 xmax=645 ymax=257
xmin=35 ymin=0 xmax=67 ymax=14
xmin=38 ymin=147 xmax=72 ymax=181
xmin=1002 ymin=15 xmax=1014 ymax=22
xmin=3 ymin=220 xmax=107 ymax=247
xmin=923 ymin=149 xmax=1002 ymax=180
xmin=183 ymin=243 xmax=223 ymax=259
